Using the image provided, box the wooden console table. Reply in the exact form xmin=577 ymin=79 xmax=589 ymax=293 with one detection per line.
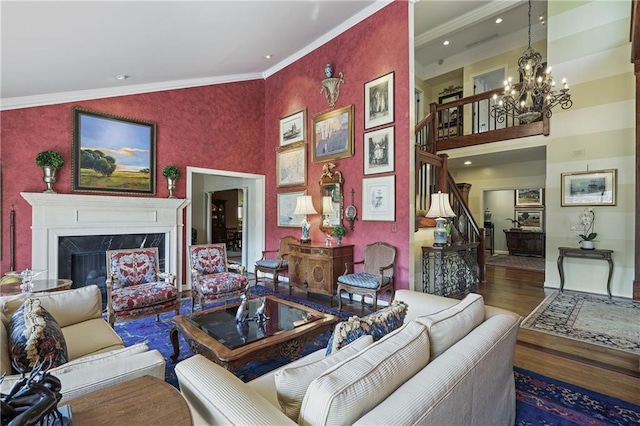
xmin=288 ymin=243 xmax=353 ymax=302
xmin=557 ymin=247 xmax=614 ymax=298
xmin=504 ymin=229 xmax=545 ymax=257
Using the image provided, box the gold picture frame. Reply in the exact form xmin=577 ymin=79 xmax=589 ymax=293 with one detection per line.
xmin=276 ymin=142 xmax=306 ymax=188
xmin=561 ymin=169 xmax=617 ymax=207
xmin=311 ymin=104 xmax=354 ymax=163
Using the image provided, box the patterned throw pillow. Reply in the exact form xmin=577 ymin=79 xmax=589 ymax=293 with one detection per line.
xmin=8 ymin=298 xmax=68 ymax=372
xmin=326 ymin=300 xmax=408 ymax=355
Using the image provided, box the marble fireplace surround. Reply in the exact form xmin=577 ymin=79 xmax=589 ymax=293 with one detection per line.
xmin=21 ymin=192 xmax=190 ymax=291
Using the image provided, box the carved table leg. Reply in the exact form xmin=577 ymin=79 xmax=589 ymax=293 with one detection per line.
xmin=170 ymin=326 xmax=180 ymax=362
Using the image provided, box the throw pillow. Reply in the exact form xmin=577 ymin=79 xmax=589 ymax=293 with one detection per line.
xmin=414 ymin=293 xmax=485 ymax=358
xmin=275 ymin=335 xmax=373 ymax=421
xmin=299 ymin=321 xmax=430 ymax=425
xmin=8 ymin=298 xmax=68 ymax=372
xmin=325 ymin=300 xmax=408 ymax=355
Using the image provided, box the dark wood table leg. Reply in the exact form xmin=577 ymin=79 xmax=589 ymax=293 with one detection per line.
xmin=170 ymin=326 xmax=180 ymax=362
xmin=557 ymin=253 xmax=565 ymax=292
xmin=606 ymin=257 xmax=614 ymax=298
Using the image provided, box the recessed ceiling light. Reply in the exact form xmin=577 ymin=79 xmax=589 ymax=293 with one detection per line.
xmin=264 ymin=54 xmax=273 ymax=59
xmin=115 ymin=74 xmax=128 ymax=81
xmin=464 ymin=161 xmax=472 ymax=165
xmin=495 ymin=17 xmax=503 ymax=24
xmin=443 ymin=40 xmax=450 ymax=46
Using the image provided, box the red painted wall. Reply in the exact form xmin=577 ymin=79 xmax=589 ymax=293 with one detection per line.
xmin=264 ymin=2 xmax=411 ymax=289
xmin=1 ymin=81 xmax=265 ymax=273
xmin=1 ymin=1 xmax=411 ymax=291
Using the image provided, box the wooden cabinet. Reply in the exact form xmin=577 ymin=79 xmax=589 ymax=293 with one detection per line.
xmin=288 ymin=243 xmax=353 ymax=298
xmin=211 ymin=199 xmax=227 ymax=243
xmin=503 ymin=229 xmax=545 ymax=257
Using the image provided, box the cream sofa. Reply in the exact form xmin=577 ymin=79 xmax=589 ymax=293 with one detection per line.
xmin=0 ymin=285 xmax=165 ymax=402
xmin=175 ymin=289 xmax=523 ymax=425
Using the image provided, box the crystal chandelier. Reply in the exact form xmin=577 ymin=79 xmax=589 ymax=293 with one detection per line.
xmin=491 ymin=0 xmax=572 ymax=124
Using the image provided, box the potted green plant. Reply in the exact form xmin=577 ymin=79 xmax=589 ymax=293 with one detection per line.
xmin=35 ymin=150 xmax=64 ymax=193
xmin=162 ymin=165 xmax=180 ymax=198
xmin=332 ymin=224 xmax=347 ymax=245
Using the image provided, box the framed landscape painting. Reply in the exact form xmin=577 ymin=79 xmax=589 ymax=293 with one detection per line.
xmin=515 ymin=209 xmax=544 ymax=231
xmin=561 ymin=169 xmax=617 ymax=206
xmin=311 ymin=105 xmax=354 ymax=163
xmin=72 ymin=108 xmax=156 ymax=194
xmin=515 ymin=188 xmax=543 ymax=207
xmin=279 ymin=109 xmax=306 ymax=146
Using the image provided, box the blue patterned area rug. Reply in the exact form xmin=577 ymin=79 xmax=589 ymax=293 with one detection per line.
xmin=113 ymin=286 xmax=640 ymax=424
xmin=521 ymin=290 xmax=640 ymax=355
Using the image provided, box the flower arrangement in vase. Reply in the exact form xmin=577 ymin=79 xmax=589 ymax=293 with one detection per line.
xmin=332 ymin=224 xmax=347 ymax=246
xmin=578 ymin=208 xmax=597 ymax=249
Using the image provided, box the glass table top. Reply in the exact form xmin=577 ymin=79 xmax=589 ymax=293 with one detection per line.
xmin=186 ymin=296 xmax=322 ymax=349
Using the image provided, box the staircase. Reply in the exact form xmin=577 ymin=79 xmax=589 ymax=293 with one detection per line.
xmin=415 ymin=87 xmax=550 ymax=286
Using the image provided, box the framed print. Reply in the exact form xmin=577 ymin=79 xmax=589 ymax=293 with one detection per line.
xmin=362 ymin=175 xmax=395 ymax=221
xmin=515 ymin=188 xmax=543 ymax=207
xmin=561 ymin=169 xmax=617 ymax=206
xmin=311 ymin=104 xmax=354 ymax=163
xmin=277 ymin=143 xmax=306 ymax=187
xmin=364 ymin=126 xmax=394 ymax=175
xmin=515 ymin=209 xmax=544 ymax=231
xmin=365 ymin=72 xmax=394 ymax=129
xmin=279 ymin=108 xmax=306 ymax=146
xmin=72 ymin=107 xmax=156 ymax=195
xmin=278 ymin=190 xmax=306 ymax=227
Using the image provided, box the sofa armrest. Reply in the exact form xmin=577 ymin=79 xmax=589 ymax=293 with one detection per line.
xmin=175 ymin=354 xmax=295 ymax=425
xmin=0 ymin=348 xmax=165 ymax=403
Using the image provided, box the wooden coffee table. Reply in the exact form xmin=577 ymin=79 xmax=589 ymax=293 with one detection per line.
xmin=63 ymin=375 xmax=191 ymax=425
xmin=170 ymin=294 xmax=337 ymax=372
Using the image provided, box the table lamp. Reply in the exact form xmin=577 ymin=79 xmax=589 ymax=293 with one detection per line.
xmin=426 ymin=191 xmax=456 ymax=246
xmin=293 ymin=195 xmax=318 ymax=244
xmin=322 ymin=196 xmax=335 ymax=227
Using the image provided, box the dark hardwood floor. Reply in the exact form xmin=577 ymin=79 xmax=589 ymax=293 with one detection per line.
xmin=258 ymin=264 xmax=640 ymax=406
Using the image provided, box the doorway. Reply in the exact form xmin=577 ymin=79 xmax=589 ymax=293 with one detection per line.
xmin=472 ymin=68 xmax=505 ymax=133
xmin=186 ymin=167 xmax=265 ymax=291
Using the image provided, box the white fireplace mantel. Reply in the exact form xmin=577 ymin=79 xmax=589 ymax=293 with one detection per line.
xmin=21 ymin=192 xmax=190 ymax=290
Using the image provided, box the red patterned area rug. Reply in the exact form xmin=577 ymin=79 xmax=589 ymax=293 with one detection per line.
xmin=521 ymin=291 xmax=640 ymax=355
xmin=485 ymin=254 xmax=544 ymax=272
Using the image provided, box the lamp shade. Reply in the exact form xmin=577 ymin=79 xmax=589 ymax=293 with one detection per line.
xmin=293 ymin=195 xmax=318 ymax=215
xmin=425 ymin=192 xmax=456 ymax=218
xmin=322 ymin=196 xmax=335 ymax=214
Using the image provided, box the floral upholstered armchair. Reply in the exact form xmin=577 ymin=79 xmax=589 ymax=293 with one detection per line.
xmin=105 ymin=247 xmax=180 ymax=327
xmin=189 ymin=244 xmax=249 ymax=311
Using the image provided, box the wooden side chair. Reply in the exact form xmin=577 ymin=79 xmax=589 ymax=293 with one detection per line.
xmin=254 ymin=236 xmax=297 ymax=291
xmin=336 ymin=242 xmax=396 ymax=312
xmin=188 ymin=243 xmax=249 ymax=311
xmin=105 ymin=247 xmax=180 ymax=327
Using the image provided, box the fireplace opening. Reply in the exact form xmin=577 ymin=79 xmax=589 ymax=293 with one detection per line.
xmin=58 ymin=233 xmax=166 ymax=311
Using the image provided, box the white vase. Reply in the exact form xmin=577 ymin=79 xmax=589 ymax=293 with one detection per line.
xmin=580 ymin=240 xmax=594 ymax=250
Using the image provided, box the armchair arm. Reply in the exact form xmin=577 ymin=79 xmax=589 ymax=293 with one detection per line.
xmin=343 ymin=259 xmax=364 ymax=275
xmin=158 ymin=272 xmax=176 ymax=286
xmin=378 ymin=263 xmax=394 ymax=276
xmin=228 ymin=262 xmax=246 ymax=276
xmin=260 ymin=249 xmax=279 ymax=260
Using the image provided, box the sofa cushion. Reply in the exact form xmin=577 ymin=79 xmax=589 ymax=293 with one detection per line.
xmin=62 ymin=318 xmax=124 ymax=360
xmin=299 ymin=321 xmax=430 ymax=426
xmin=325 ymin=300 xmax=408 ymax=355
xmin=275 ymin=335 xmax=373 ymax=421
xmin=414 ymin=293 xmax=485 ymax=358
xmin=8 ymin=298 xmax=68 ymax=371
xmin=1 ymin=312 xmax=10 ymax=375
xmin=53 ymin=342 xmax=149 ymax=375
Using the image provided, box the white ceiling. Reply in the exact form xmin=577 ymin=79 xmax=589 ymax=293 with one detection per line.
xmin=1 ymin=0 xmax=548 ymax=166
xmin=1 ymin=0 xmax=547 ymax=109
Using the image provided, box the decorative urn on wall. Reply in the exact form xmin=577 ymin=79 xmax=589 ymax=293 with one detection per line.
xmin=35 ymin=150 xmax=64 ymax=193
xmin=162 ymin=165 xmax=181 ymax=198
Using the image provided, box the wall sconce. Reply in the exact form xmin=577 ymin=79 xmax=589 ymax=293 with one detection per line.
xmin=293 ymin=195 xmax=318 ymax=244
xmin=321 ymin=63 xmax=345 ymax=107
